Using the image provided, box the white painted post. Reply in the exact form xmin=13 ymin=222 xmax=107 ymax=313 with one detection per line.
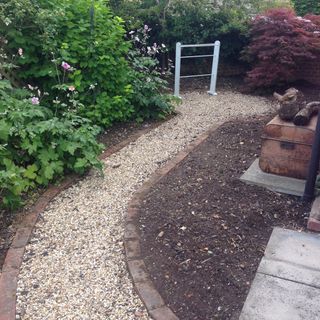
xmin=174 ymin=42 xmax=182 ymax=98
xmin=208 ymin=40 xmax=221 ymax=96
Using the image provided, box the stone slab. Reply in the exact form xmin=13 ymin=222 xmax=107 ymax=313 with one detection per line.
xmin=263 ymin=227 xmax=320 ymax=273
xmin=258 ymin=227 xmax=320 ymax=287
xmin=240 ymin=228 xmax=320 ymax=320
xmin=240 ymin=159 xmax=306 ymax=196
xmin=240 ymin=273 xmax=320 ymax=320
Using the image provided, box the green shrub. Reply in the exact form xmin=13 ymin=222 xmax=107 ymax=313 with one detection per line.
xmin=1 ymin=0 xmax=134 ymax=127
xmin=59 ymin=0 xmax=134 ymax=127
xmin=110 ymin=0 xmax=293 ymax=64
xmin=0 ymin=80 xmax=103 ymax=208
xmin=292 ymin=0 xmax=320 ymax=16
xmin=1 ymin=0 xmax=174 ymax=127
xmin=127 ymin=27 xmax=175 ymax=121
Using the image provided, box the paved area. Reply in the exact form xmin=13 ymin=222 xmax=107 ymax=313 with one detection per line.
xmin=240 ymin=227 xmax=320 ymax=320
xmin=15 ymin=90 xmax=273 ymax=320
xmin=240 ymin=159 xmax=306 ymax=197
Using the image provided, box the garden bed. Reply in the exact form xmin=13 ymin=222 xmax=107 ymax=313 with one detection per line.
xmin=138 ymin=116 xmax=310 ymax=320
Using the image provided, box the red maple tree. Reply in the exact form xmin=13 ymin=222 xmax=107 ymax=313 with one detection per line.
xmin=244 ymin=8 xmax=320 ymax=89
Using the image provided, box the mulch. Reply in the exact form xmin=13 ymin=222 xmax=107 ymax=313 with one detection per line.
xmin=138 ymin=115 xmax=311 ymax=320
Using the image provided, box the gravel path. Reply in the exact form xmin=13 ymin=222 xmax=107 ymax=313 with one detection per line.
xmin=16 ymin=90 xmax=274 ymax=320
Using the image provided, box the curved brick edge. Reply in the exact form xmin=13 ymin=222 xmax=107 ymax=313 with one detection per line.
xmin=124 ymin=124 xmax=221 ymax=320
xmin=0 ymin=123 xmax=164 ymax=320
xmin=308 ymin=196 xmax=320 ymax=232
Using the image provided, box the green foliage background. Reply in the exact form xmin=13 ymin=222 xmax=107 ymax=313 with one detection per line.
xmin=110 ymin=0 xmax=292 ymax=63
xmin=292 ymin=0 xmax=320 ymax=16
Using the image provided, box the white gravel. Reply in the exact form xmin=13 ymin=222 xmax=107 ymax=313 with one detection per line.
xmin=16 ymin=90 xmax=274 ymax=320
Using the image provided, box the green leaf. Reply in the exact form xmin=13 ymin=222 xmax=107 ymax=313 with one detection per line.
xmin=24 ymin=164 xmax=38 ymax=180
xmin=0 ymin=120 xmax=11 ymax=142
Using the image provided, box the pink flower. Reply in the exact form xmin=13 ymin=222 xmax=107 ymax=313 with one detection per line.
xmin=18 ymin=48 xmax=23 ymax=56
xmin=31 ymin=97 xmax=39 ymax=105
xmin=68 ymin=85 xmax=75 ymax=92
xmin=61 ymin=61 xmax=71 ymax=71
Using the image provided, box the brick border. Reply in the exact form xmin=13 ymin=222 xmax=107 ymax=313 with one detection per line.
xmin=124 ymin=124 xmax=221 ymax=320
xmin=0 ymin=122 xmax=164 ymax=320
xmin=308 ymin=196 xmax=320 ymax=232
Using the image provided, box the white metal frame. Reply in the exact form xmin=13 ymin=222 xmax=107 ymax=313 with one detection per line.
xmin=174 ymin=41 xmax=221 ymax=98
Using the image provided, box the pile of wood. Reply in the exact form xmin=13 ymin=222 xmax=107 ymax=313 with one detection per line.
xmin=273 ymin=88 xmax=320 ymax=126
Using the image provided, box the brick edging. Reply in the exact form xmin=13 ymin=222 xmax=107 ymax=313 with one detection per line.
xmin=308 ymin=196 xmax=320 ymax=232
xmin=124 ymin=124 xmax=221 ymax=320
xmin=0 ymin=122 xmax=164 ymax=320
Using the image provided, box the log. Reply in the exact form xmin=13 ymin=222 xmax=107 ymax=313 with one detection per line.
xmin=294 ymin=102 xmax=320 ymax=126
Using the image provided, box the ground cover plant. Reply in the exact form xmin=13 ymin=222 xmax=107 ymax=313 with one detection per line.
xmin=0 ymin=80 xmax=103 ymax=208
xmin=243 ymin=8 xmax=320 ymax=90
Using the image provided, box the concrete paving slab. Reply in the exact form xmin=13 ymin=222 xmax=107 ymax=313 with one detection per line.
xmin=258 ymin=228 xmax=320 ymax=287
xmin=240 ymin=228 xmax=320 ymax=320
xmin=263 ymin=227 xmax=320 ymax=272
xmin=258 ymin=259 xmax=320 ymax=288
xmin=240 ymin=273 xmax=320 ymax=320
xmin=240 ymin=159 xmax=306 ymax=196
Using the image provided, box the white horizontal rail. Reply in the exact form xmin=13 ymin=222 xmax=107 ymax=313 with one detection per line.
xmin=181 ymin=43 xmax=215 ymax=48
xmin=181 ymin=54 xmax=214 ymax=59
xmin=180 ymin=73 xmax=211 ymax=79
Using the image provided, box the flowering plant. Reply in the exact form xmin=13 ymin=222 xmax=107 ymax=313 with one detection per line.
xmin=126 ymin=26 xmax=175 ymax=121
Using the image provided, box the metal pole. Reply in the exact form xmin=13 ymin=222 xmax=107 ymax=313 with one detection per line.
xmin=174 ymin=42 xmax=182 ymax=98
xmin=303 ymin=115 xmax=320 ymax=201
xmin=208 ymin=40 xmax=221 ymax=96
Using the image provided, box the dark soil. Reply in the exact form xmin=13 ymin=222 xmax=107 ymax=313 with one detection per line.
xmin=138 ymin=116 xmax=311 ymax=320
xmin=0 ymin=118 xmax=164 ymax=270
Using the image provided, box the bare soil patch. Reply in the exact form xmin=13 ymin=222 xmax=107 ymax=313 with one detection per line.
xmin=138 ymin=116 xmax=310 ymax=320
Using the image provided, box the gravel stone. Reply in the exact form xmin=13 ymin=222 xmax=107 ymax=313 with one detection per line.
xmin=16 ymin=90 xmax=274 ymax=319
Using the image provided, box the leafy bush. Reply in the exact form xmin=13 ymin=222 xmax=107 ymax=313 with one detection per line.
xmin=243 ymin=8 xmax=320 ymax=89
xmin=0 ymin=0 xmax=63 ymax=87
xmin=1 ymin=0 xmax=134 ymax=127
xmin=59 ymin=0 xmax=135 ymax=127
xmin=127 ymin=26 xmax=175 ymax=121
xmin=1 ymin=0 xmax=175 ymax=127
xmin=0 ymin=80 xmax=103 ymax=208
xmin=292 ymin=0 xmax=320 ymax=16
xmin=110 ymin=0 xmax=293 ymax=64
xmin=0 ymin=0 xmax=176 ymax=209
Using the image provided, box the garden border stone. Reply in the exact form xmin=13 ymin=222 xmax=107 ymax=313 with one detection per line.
xmin=0 ymin=123 xmax=163 ymax=320
xmin=308 ymin=196 xmax=320 ymax=232
xmin=124 ymin=123 xmax=221 ymax=320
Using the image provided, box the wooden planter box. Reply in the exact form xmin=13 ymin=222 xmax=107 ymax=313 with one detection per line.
xmin=259 ymin=115 xmax=317 ymax=180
